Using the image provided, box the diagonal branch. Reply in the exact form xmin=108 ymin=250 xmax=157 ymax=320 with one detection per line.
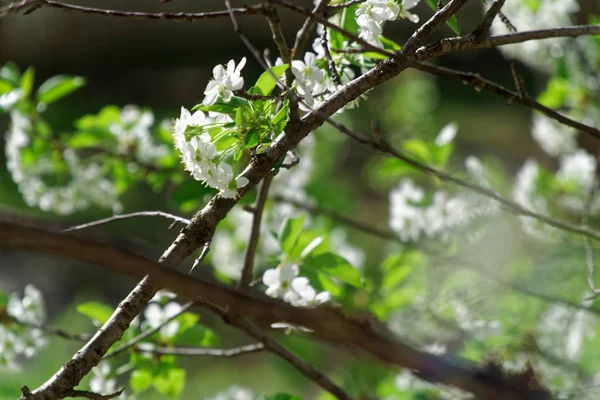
xmin=473 ymin=0 xmax=506 ymax=40
xmin=0 ymin=219 xmax=552 ymax=399
xmin=207 ymin=302 xmax=354 ymax=400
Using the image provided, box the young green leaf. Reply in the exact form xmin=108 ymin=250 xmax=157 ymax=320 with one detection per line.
xmin=255 ymin=64 xmax=289 ymax=96
xmin=130 ymin=368 xmax=153 ymax=393
xmin=153 ymin=365 xmax=186 ymax=399
xmin=244 ymin=129 xmax=261 ymax=148
xmin=37 ymin=75 xmax=86 ymax=105
xmin=278 ymin=215 xmax=306 ymax=256
xmin=302 ymin=253 xmax=362 ymax=287
xmin=19 ymin=67 xmax=35 ymax=98
xmin=76 ymin=301 xmax=114 ymax=325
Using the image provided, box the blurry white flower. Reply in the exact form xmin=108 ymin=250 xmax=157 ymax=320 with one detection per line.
xmin=90 ymin=362 xmax=118 ymax=394
xmin=283 ymin=277 xmax=331 ymax=307
xmin=531 ymin=114 xmax=577 ymax=157
xmin=399 ymin=0 xmax=422 ymax=23
xmin=207 ymin=385 xmax=255 ymax=400
xmin=7 ymin=284 xmax=45 ymax=325
xmin=557 ymin=150 xmax=596 ymax=189
xmin=203 ymin=58 xmax=247 ymax=105
xmin=490 ymin=0 xmax=579 ymax=71
xmin=144 ymin=301 xmax=183 ymax=338
xmin=0 ymin=89 xmax=22 ymax=111
xmin=435 ymin=122 xmax=458 ymax=146
xmin=263 ymin=263 xmax=299 ymax=298
xmin=151 ymin=290 xmax=177 ymax=304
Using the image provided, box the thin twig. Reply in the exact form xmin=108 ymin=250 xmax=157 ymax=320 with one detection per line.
xmin=321 ymin=27 xmax=343 ymax=86
xmin=139 ymin=342 xmax=265 ymax=357
xmin=263 ymin=0 xmax=300 ymax=122
xmin=473 ymin=0 xmax=506 ymax=40
xmin=104 ymin=301 xmax=193 ymax=359
xmin=239 ymin=175 xmax=274 ymax=288
xmin=10 ymin=319 xmax=91 ymax=341
xmin=206 ymin=302 xmax=355 ymax=400
xmin=0 ymin=0 xmax=263 ymax=20
xmin=510 ymin=61 xmax=525 ymax=100
xmin=64 ymin=211 xmax=190 ymax=232
xmin=293 ymin=0 xmax=330 ymax=59
xmin=190 ymin=240 xmax=211 ymax=274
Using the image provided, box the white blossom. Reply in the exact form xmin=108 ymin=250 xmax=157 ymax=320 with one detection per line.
xmin=90 ymin=362 xmax=118 ymax=394
xmin=143 ymin=301 xmax=183 ymax=339
xmin=172 ymin=106 xmax=246 ymax=197
xmin=263 ymin=263 xmax=299 ymax=298
xmin=207 ymin=385 xmax=255 ymax=400
xmin=435 ymin=122 xmax=458 ymax=146
xmin=109 ymin=105 xmax=167 ymax=164
xmin=283 ymin=277 xmax=331 ymax=307
xmin=203 ymin=58 xmax=246 ymax=105
xmin=531 ymin=114 xmax=577 ymax=157
xmin=490 ymin=0 xmax=579 ymax=72
xmin=556 ymin=149 xmax=596 ymax=190
xmin=0 ymin=89 xmax=22 ymax=111
xmin=7 ymin=284 xmax=46 ymax=325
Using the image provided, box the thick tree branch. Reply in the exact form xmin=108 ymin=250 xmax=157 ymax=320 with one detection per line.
xmin=0 ymin=220 xmax=552 ymax=399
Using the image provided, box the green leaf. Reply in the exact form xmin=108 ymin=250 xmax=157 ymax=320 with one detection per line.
xmin=175 ymin=324 xmax=221 ymax=347
xmin=537 ymin=78 xmax=569 ymax=109
xmin=278 ymin=215 xmax=306 ymax=256
xmin=0 ymin=62 xmax=21 ymax=86
xmin=401 ymin=138 xmax=432 ymax=163
xmin=130 ymin=368 xmax=153 ymax=393
xmin=300 ymin=236 xmax=324 ymax=259
xmin=0 ymin=79 xmax=13 ymax=95
xmin=244 ymin=129 xmax=261 ymax=148
xmin=271 ymin=100 xmax=290 ymax=135
xmin=67 ymin=131 xmax=109 ymax=149
xmin=303 ymin=253 xmax=362 ymax=287
xmin=76 ymin=301 xmax=114 ymax=325
xmin=37 ymin=75 xmax=86 ymax=105
xmin=424 ymin=0 xmax=460 ymax=34
xmin=255 ymin=64 xmax=289 ymax=96
xmin=153 ymin=366 xmax=186 ymax=399
xmin=19 ymin=67 xmax=35 ymax=98
xmin=264 ymin=394 xmax=302 ymax=400
xmin=0 ymin=289 xmax=9 ymax=309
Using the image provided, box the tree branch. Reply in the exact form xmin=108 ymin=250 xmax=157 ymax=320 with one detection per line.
xmin=239 ymin=175 xmax=273 ymax=288
xmin=0 ymin=0 xmax=263 ymax=20
xmin=207 ymin=302 xmax=354 ymax=400
xmin=142 ymin=342 xmax=264 ymax=357
xmin=0 ymin=220 xmax=553 ymax=399
xmin=64 ymin=211 xmax=190 ymax=233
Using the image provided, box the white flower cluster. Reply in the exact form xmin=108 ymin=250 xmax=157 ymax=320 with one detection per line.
xmin=142 ymin=290 xmax=182 ymax=339
xmin=206 ymin=385 xmax=254 ymax=400
xmin=173 ymin=107 xmax=248 ymax=198
xmin=356 ymin=0 xmax=421 ymax=48
xmin=110 ymin=105 xmax=168 ymax=164
xmin=531 ymin=114 xmax=577 ymax=157
xmin=5 ymin=110 xmax=122 ymax=215
xmin=1 ymin=285 xmax=48 ymax=370
xmin=172 ymin=58 xmax=250 ymax=198
xmin=490 ymin=0 xmax=579 ymax=72
xmin=262 ymin=263 xmax=331 ymax=307
xmin=90 ymin=362 xmax=129 ymax=399
xmin=389 ymin=158 xmax=498 ymax=242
